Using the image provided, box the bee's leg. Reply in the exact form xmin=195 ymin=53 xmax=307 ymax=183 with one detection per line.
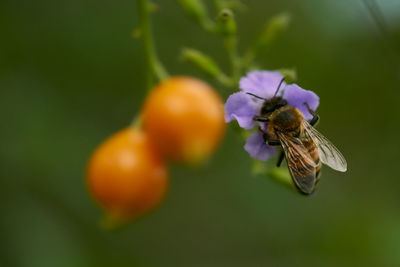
xmin=253 ymin=115 xmax=269 ymax=123
xmin=258 ymin=127 xmax=281 ymax=146
xmin=276 ymin=151 xmax=284 ymax=167
xmin=303 ymin=102 xmax=320 ymax=126
xmin=309 ymin=115 xmax=320 ymax=126
xmin=267 ymin=140 xmax=281 ymax=146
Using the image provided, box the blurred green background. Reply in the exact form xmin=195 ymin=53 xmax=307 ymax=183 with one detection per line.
xmin=1 ymin=0 xmax=400 ymax=266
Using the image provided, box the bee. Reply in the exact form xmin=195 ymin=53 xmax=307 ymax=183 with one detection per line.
xmin=247 ymin=78 xmax=347 ymax=194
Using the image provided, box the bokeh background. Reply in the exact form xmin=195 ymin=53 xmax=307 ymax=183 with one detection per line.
xmin=1 ymin=0 xmax=400 ymax=266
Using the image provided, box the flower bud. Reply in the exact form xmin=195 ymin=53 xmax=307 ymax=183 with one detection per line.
xmin=216 ymin=9 xmax=237 ymax=37
xmin=178 ymin=0 xmax=214 ymax=31
xmin=254 ymin=13 xmax=290 ymax=50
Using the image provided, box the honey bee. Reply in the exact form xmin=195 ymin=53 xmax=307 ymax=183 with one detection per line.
xmin=248 ymin=79 xmax=347 ymax=194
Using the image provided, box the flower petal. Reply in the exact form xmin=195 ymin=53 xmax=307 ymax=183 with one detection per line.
xmin=283 ymin=84 xmax=320 ymax=120
xmin=224 ymin=92 xmax=260 ymax=129
xmin=239 ymin=70 xmax=286 ymax=98
xmin=244 ymin=131 xmax=278 ymax=161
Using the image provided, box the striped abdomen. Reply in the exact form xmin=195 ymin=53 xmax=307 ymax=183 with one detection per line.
xmin=301 ymin=135 xmax=322 ymax=184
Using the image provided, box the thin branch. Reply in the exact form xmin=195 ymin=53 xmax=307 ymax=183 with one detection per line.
xmin=137 ymin=0 xmax=168 ymax=91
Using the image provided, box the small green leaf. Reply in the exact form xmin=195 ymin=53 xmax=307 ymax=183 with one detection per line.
xmin=181 ymin=48 xmax=232 ymax=86
xmin=254 ymin=13 xmax=290 ymax=50
xmin=178 ymin=0 xmax=215 ymax=32
xmin=251 ymin=157 xmax=297 ymax=192
xmin=241 ymin=13 xmax=290 ymax=69
xmin=268 ymin=167 xmax=296 ymax=190
xmin=181 ymin=48 xmax=221 ymax=77
xmin=239 ymin=128 xmax=252 ymax=140
xmin=280 ymin=68 xmax=297 ymax=83
xmin=251 ymin=159 xmax=270 ymax=176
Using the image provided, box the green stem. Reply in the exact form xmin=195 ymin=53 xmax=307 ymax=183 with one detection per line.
xmin=137 ymin=0 xmax=168 ymax=91
xmin=241 ymin=49 xmax=255 ymax=70
xmin=224 ymin=35 xmax=241 ymax=88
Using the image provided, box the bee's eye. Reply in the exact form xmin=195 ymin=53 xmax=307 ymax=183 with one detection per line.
xmin=261 ymin=104 xmax=274 ymax=114
xmin=277 ymin=99 xmax=288 ymax=107
xmin=276 ymin=99 xmax=288 ymax=108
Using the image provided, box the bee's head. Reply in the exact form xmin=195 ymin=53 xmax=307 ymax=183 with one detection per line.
xmin=245 ymin=77 xmax=287 ymax=117
xmin=260 ymin=97 xmax=288 ymax=116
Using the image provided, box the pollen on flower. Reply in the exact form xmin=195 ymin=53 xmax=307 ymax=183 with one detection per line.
xmin=224 ymin=70 xmax=319 ymax=162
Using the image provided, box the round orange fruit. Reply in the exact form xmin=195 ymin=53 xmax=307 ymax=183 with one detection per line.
xmin=87 ymin=127 xmax=168 ymax=222
xmin=141 ymin=77 xmax=225 ymax=163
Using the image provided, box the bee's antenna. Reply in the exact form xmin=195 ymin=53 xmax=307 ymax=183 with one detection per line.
xmin=246 ymin=77 xmax=285 ymax=100
xmin=246 ymin=92 xmax=267 ymax=100
xmin=273 ymin=77 xmax=285 ymax=97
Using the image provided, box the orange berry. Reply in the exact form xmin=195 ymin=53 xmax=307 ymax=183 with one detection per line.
xmin=87 ymin=127 xmax=168 ymax=222
xmin=141 ymin=77 xmax=225 ymax=163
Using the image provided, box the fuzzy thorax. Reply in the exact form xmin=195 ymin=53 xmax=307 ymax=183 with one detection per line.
xmin=267 ymin=106 xmax=304 ymax=138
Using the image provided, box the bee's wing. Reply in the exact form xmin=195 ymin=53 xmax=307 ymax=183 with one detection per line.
xmin=302 ymin=121 xmax=347 ymax=172
xmin=277 ymin=132 xmax=318 ymax=194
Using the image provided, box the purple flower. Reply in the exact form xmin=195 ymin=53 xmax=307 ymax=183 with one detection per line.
xmin=225 ymin=70 xmax=319 ymax=162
